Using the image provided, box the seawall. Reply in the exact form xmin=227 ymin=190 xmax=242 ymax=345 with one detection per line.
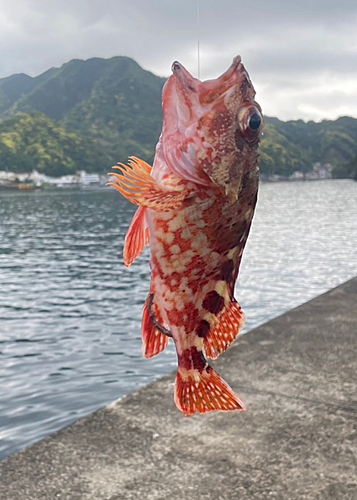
xmin=0 ymin=278 xmax=356 ymax=499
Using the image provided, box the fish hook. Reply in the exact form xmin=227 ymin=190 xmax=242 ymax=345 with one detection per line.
xmin=148 ymin=293 xmax=173 ymax=338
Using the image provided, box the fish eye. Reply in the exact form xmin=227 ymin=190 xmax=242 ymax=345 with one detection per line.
xmin=249 ymin=112 xmax=261 ymax=131
xmin=237 ymin=104 xmax=263 ymax=141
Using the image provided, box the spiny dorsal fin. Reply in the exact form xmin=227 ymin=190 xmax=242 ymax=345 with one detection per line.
xmin=108 ymin=157 xmax=188 ymax=211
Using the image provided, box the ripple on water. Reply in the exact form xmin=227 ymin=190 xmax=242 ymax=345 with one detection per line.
xmin=1 ymin=180 xmax=357 ymax=460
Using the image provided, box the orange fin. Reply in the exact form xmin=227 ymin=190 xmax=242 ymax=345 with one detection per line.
xmin=124 ymin=206 xmax=149 ymax=267
xmin=108 ymin=157 xmax=187 ymax=211
xmin=175 ymin=365 xmax=246 ymax=416
xmin=204 ymin=300 xmax=245 ymax=360
xmin=141 ymin=295 xmax=169 ymax=358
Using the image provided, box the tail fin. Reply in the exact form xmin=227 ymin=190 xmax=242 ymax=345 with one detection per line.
xmin=175 ymin=365 xmax=246 ymax=417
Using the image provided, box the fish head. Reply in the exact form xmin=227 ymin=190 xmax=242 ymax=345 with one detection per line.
xmin=158 ymin=56 xmax=263 ymax=200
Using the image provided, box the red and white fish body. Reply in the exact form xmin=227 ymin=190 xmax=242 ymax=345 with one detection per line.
xmin=109 ymin=56 xmax=263 ymax=416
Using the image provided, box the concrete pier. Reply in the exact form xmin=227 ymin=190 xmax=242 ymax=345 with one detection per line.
xmin=0 ymin=278 xmax=356 ymax=499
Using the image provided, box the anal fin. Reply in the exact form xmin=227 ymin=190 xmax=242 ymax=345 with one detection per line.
xmin=204 ymin=300 xmax=245 ymax=360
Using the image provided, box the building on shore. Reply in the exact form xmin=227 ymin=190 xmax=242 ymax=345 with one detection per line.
xmin=0 ymin=170 xmax=109 ymax=189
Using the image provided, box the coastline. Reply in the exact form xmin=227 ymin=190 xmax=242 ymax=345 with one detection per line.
xmin=0 ymin=277 xmax=356 ymax=499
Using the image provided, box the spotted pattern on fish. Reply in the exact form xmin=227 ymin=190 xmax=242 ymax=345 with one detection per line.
xmin=109 ymin=56 xmax=262 ymax=416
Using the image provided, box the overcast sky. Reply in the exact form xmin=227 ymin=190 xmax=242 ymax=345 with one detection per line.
xmin=0 ymin=0 xmax=356 ymax=121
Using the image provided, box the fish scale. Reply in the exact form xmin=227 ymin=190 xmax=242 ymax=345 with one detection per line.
xmin=109 ymin=56 xmax=263 ymax=416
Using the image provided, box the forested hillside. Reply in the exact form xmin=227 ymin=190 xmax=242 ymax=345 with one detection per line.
xmin=261 ymin=116 xmax=357 ymax=178
xmin=0 ymin=113 xmax=112 ymax=176
xmin=0 ymin=56 xmax=356 ymax=179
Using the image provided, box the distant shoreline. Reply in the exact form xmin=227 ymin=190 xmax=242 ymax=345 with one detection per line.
xmin=1 ymin=177 xmax=354 ymax=195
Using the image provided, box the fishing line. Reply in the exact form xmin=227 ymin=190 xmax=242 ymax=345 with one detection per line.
xmin=196 ymin=0 xmax=201 ymax=79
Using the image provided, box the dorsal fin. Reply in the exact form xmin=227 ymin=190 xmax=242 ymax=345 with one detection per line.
xmin=108 ymin=157 xmax=187 ymax=211
xmin=142 ymin=295 xmax=169 ymax=358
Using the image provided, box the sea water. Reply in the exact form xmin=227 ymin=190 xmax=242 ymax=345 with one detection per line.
xmin=0 ymin=180 xmax=356 ymax=460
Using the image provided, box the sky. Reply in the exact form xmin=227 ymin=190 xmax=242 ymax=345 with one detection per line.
xmin=0 ymin=0 xmax=356 ymax=122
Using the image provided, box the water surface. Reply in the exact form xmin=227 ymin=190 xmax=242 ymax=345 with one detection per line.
xmin=0 ymin=180 xmax=356 ymax=460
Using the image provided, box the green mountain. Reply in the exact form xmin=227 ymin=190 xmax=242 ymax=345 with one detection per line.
xmin=0 ymin=112 xmax=113 ymax=176
xmin=333 ymin=153 xmax=357 ymax=180
xmin=0 ymin=56 xmax=356 ymax=180
xmin=0 ymin=56 xmax=166 ymax=170
xmin=261 ymin=116 xmax=357 ymax=178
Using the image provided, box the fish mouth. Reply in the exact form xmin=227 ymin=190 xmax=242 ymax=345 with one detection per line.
xmin=170 ymin=61 xmax=200 ymax=92
xmin=162 ymin=56 xmax=255 ymax=129
xmin=170 ymin=56 xmax=248 ymax=97
xmin=159 ymin=57 xmax=259 ymax=189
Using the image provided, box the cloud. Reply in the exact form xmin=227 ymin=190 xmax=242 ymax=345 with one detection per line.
xmin=0 ymin=0 xmax=356 ymax=121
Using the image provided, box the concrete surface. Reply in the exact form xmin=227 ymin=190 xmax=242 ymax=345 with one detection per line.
xmin=0 ymin=278 xmax=356 ymax=500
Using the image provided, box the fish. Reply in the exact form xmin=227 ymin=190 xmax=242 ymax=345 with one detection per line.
xmin=108 ymin=56 xmax=263 ymax=416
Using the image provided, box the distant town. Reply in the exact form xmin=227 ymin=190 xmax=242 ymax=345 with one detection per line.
xmin=0 ymin=170 xmax=109 ymax=190
xmin=260 ymin=162 xmax=334 ymax=182
xmin=0 ymin=162 xmax=334 ymax=191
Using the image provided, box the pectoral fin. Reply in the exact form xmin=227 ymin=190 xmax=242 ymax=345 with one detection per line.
xmin=108 ymin=157 xmax=187 ymax=211
xmin=124 ymin=206 xmax=149 ymax=267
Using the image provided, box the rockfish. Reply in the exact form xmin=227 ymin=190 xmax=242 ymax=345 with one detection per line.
xmin=109 ymin=56 xmax=263 ymax=416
